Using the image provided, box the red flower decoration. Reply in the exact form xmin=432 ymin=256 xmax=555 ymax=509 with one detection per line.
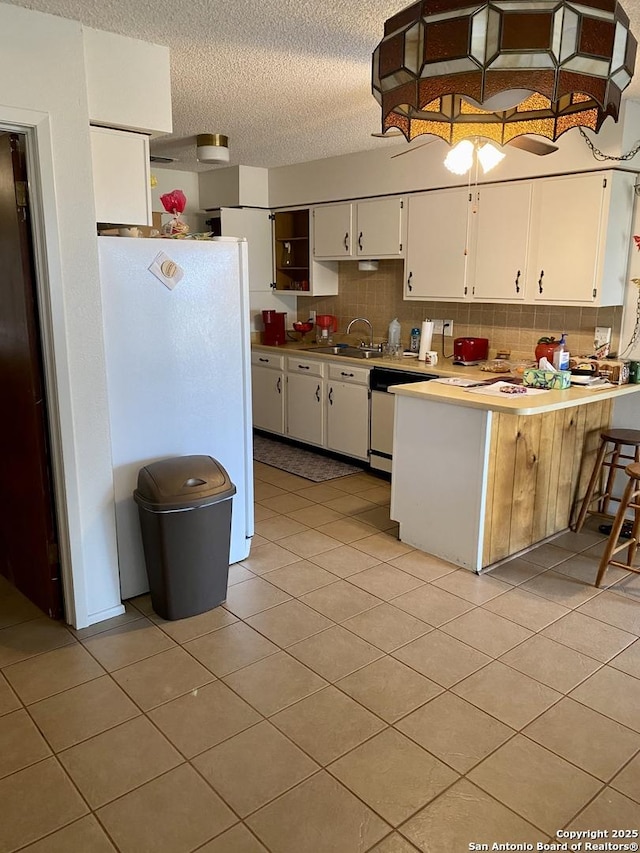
xmin=634 ymin=235 xmax=640 ymax=251
xmin=159 ymin=190 xmax=187 ymax=215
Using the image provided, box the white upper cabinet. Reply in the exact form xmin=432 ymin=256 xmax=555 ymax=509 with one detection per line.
xmin=528 ymin=171 xmax=634 ymax=306
xmin=219 ymin=208 xmax=273 ymax=292
xmin=313 ymin=203 xmax=353 ymax=258
xmin=90 ymin=127 xmax=152 ymax=226
xmin=405 ymin=188 xmax=470 ymax=300
xmin=273 ymin=208 xmax=338 ymax=296
xmin=312 ymin=197 xmax=405 ymax=260
xmin=403 ymin=170 xmax=634 ymax=306
xmin=355 ymin=197 xmax=405 ymax=258
xmin=83 ymin=28 xmax=172 ymax=136
xmin=470 ymin=182 xmax=532 ymax=302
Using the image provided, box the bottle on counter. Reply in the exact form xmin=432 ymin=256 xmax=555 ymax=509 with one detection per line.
xmin=410 ymin=327 xmax=421 ymax=353
xmin=553 ymin=333 xmax=570 ymax=370
xmin=388 ymin=318 xmax=401 ymax=346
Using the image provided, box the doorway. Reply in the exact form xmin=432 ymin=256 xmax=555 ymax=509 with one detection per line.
xmin=0 ymin=130 xmax=63 ymax=619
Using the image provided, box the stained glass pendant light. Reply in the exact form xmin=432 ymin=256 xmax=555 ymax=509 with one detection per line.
xmin=372 ymin=0 xmax=637 ymax=146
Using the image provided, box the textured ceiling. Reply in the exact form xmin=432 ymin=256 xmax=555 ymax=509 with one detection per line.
xmin=6 ymin=0 xmax=640 ymax=171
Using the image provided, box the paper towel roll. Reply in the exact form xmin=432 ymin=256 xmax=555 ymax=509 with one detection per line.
xmin=418 ymin=321 xmax=434 ymax=361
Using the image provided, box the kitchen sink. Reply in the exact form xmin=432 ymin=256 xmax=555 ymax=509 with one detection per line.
xmin=305 ymin=346 xmax=383 ymax=359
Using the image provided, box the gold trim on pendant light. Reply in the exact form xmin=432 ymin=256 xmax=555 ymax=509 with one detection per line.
xmin=372 ymin=0 xmax=637 ymax=146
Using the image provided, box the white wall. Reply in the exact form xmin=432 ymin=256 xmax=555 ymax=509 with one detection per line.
xmin=620 ymin=195 xmax=640 ymax=359
xmin=0 ymin=3 xmax=125 ymax=628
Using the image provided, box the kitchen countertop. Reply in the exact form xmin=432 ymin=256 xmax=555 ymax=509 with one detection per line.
xmin=253 ymin=342 xmax=496 ymax=379
xmin=252 ymin=341 xmax=640 ymax=415
xmin=389 ymin=374 xmax=640 ymax=415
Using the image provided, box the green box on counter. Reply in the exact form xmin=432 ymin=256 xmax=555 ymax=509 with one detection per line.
xmin=522 ymin=368 xmax=571 ymax=390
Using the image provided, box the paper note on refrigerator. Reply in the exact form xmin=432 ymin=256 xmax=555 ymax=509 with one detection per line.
xmin=149 ymin=251 xmax=184 ymax=290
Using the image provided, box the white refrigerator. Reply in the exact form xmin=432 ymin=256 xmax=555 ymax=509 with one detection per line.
xmin=98 ymin=236 xmax=254 ymax=599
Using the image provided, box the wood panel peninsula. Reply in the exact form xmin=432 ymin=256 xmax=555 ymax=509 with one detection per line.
xmin=390 ymin=377 xmax=640 ymax=573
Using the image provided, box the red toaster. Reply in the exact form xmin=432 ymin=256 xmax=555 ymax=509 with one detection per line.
xmin=453 ymin=337 xmax=489 ymax=365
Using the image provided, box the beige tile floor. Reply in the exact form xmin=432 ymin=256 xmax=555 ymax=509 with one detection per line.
xmin=1 ymin=461 xmax=640 ymax=852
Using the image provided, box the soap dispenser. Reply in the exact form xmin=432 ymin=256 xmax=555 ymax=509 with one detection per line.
xmin=553 ymin=333 xmax=570 ymax=371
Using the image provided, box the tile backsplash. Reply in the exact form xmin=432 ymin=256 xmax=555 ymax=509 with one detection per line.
xmin=299 ymin=260 xmax=622 ymax=361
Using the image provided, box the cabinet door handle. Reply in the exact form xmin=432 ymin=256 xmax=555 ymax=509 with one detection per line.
xmin=538 ymin=270 xmax=545 ymax=293
xmin=340 ymin=371 xmax=354 ymax=377
xmin=358 ymin=232 xmax=363 ymax=251
xmin=344 ymin=232 xmax=349 ymax=251
xmin=515 ymin=270 xmax=521 ymax=294
xmin=315 ymin=384 xmax=321 ymax=402
xmin=259 ymin=357 xmax=269 ymax=362
xmin=298 ymin=364 xmax=310 ymax=370
xmin=276 ymin=376 xmax=281 ymax=394
xmin=407 ymin=271 xmax=413 ymax=292
xmin=328 ymin=387 xmax=334 ymax=405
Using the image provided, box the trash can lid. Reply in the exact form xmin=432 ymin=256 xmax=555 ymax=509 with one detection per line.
xmin=133 ymin=455 xmax=236 ymax=511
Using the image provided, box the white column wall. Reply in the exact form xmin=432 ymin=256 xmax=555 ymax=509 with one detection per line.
xmin=0 ymin=3 xmax=122 ymax=627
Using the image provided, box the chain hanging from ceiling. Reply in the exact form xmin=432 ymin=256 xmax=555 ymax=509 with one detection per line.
xmin=579 ymin=127 xmax=640 ymax=161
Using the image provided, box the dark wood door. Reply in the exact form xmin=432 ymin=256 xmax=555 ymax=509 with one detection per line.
xmin=0 ymin=132 xmax=62 ymax=619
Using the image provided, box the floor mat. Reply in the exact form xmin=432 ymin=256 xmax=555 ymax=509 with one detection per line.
xmin=253 ymin=434 xmax=365 ymax=482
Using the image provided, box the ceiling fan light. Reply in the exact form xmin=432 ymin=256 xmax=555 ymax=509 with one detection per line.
xmin=444 ymin=140 xmax=475 ymax=174
xmin=196 ymin=134 xmax=230 ymax=164
xmin=477 ymin=142 xmax=506 ymax=173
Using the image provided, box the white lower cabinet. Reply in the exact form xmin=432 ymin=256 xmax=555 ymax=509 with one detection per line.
xmin=326 ymin=365 xmax=370 ymax=461
xmin=251 ymin=353 xmax=285 ymax=434
xmin=253 ymin=351 xmax=371 ymax=462
xmin=286 ymin=357 xmax=325 ymax=447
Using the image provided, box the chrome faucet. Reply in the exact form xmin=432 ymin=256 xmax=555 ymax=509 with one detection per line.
xmin=346 ymin=317 xmax=374 ymax=348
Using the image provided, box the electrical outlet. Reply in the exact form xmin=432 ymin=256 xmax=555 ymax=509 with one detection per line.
xmin=594 ymin=326 xmax=611 ymax=349
xmin=308 ymin=310 xmax=316 ymax=322
xmin=432 ymin=319 xmax=454 ymax=336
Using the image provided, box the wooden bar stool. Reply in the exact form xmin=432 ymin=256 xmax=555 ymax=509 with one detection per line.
xmin=573 ymin=429 xmax=640 ymax=533
xmin=595 ymin=462 xmax=640 ymax=587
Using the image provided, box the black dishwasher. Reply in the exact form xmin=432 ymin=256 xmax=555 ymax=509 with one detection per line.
xmin=369 ymin=367 xmax=438 ymax=472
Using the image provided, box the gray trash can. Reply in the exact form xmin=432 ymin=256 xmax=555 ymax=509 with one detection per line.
xmin=133 ymin=455 xmax=236 ymax=621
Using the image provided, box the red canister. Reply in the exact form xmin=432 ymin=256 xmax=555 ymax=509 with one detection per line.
xmin=535 ymin=337 xmax=557 ymax=365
